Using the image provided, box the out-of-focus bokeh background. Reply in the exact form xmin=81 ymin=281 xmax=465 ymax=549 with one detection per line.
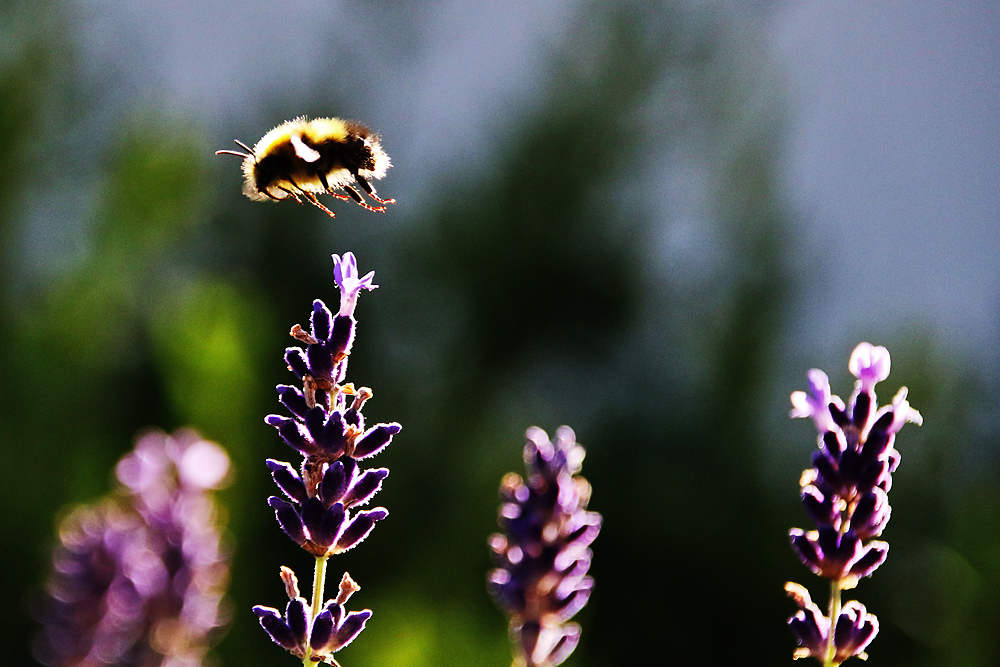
xmin=2 ymin=0 xmax=998 ymax=665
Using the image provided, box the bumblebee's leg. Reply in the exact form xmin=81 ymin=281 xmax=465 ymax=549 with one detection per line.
xmin=279 ymin=175 xmax=313 ymax=205
xmin=354 ymin=173 xmax=395 ymax=205
xmin=316 ymin=171 xmax=351 ymax=201
xmin=302 ymin=191 xmax=337 ymax=218
xmin=343 ymin=185 xmax=364 ymax=203
xmin=343 ymin=184 xmax=388 ymax=213
xmin=288 ymin=175 xmax=335 ymax=216
xmin=277 ymin=187 xmax=303 ymax=203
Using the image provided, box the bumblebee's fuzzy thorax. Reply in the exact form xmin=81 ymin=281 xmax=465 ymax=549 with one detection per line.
xmin=216 ymin=116 xmax=393 ymax=217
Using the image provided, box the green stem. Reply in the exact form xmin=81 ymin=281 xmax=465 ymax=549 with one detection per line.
xmin=312 ymin=555 xmax=330 ymax=616
xmin=301 ymin=555 xmax=330 ymax=667
xmin=824 ymin=578 xmax=842 ymax=667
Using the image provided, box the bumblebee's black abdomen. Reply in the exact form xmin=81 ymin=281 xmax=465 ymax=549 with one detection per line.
xmin=309 ymin=136 xmax=373 ymax=176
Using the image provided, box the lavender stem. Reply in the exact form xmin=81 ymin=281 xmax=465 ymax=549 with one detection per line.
xmin=301 ymin=555 xmax=331 ymax=667
xmin=825 ymin=580 xmax=841 ymax=667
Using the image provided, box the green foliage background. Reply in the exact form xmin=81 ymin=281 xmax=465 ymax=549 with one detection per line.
xmin=2 ymin=2 xmax=998 ymax=666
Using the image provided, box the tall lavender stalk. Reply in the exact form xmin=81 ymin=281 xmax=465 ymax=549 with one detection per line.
xmin=35 ymin=428 xmax=231 ymax=667
xmin=488 ymin=426 xmax=602 ymax=667
xmin=253 ymin=252 xmax=401 ymax=667
xmin=785 ymin=343 xmax=922 ymax=665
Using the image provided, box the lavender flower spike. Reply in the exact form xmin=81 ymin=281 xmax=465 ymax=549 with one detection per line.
xmin=258 ymin=251 xmax=399 ymax=665
xmin=489 ymin=426 xmax=602 ymax=667
xmin=35 ymin=428 xmax=231 ymax=667
xmin=785 ymin=343 xmax=920 ymax=665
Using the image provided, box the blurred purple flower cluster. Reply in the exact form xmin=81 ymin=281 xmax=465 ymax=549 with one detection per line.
xmin=254 ymin=253 xmax=400 ymax=665
xmin=488 ymin=426 xmax=602 ymax=667
xmin=786 ymin=343 xmax=921 ymax=664
xmin=35 ymin=429 xmax=231 ymax=667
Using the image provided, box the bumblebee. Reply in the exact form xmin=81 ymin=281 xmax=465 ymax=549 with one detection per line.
xmin=216 ymin=116 xmax=394 ymax=217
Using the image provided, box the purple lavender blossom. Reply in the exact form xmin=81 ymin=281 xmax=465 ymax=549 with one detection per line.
xmin=488 ymin=426 xmax=602 ymax=667
xmin=786 ymin=343 xmax=921 ymax=665
xmin=35 ymin=428 xmax=231 ymax=667
xmin=257 ymin=252 xmax=399 ymax=665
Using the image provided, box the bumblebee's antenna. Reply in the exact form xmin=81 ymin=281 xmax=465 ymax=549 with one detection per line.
xmin=214 ymin=139 xmax=255 ymax=159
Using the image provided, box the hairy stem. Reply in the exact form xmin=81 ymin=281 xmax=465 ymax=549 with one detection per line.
xmin=300 ymin=555 xmax=329 ymax=666
xmin=824 ymin=578 xmax=842 ymax=667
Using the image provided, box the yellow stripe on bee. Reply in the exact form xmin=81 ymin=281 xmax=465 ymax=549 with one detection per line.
xmin=301 ymin=118 xmax=350 ymax=144
xmin=252 ymin=117 xmax=350 ymax=157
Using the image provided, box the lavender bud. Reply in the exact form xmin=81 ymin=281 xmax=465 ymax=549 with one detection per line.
xmin=334 ymin=508 xmax=389 ymax=553
xmin=285 ymin=597 xmax=310 ymax=646
xmin=269 ymin=496 xmax=308 ymax=546
xmin=266 ymin=415 xmax=316 ymax=456
xmin=311 ymin=299 xmax=334 ymax=341
xmin=320 ymin=461 xmax=350 ymax=508
xmin=309 ymin=609 xmax=336 ymax=650
xmin=833 ymin=601 xmax=879 ymax=661
xmin=267 ymin=459 xmax=309 ymax=504
xmin=284 ymin=347 xmax=310 ymax=379
xmin=329 ymin=609 xmax=373 ymax=651
xmin=342 ymin=468 xmax=390 ymax=507
xmin=312 ymin=502 xmax=348 ymax=549
xmin=352 ymin=422 xmax=402 ymax=459
xmin=306 ymin=337 xmax=336 ymax=381
xmin=330 ymin=314 xmax=355 ymax=359
xmin=785 ymin=582 xmax=830 ymax=660
xmin=276 ymin=384 xmax=310 ymax=419
xmin=253 ymin=605 xmax=303 ymax=651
